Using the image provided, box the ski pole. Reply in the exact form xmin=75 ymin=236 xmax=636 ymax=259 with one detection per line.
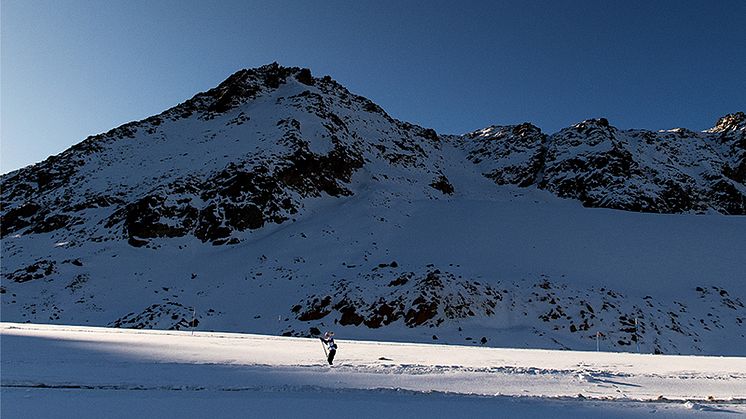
xmin=191 ymin=306 xmax=196 ymax=336
xmin=321 ymin=340 xmax=328 ymax=358
xmin=635 ymin=318 xmax=640 ymax=353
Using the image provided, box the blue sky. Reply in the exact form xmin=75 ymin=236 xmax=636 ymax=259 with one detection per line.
xmin=2 ymin=0 xmax=745 ymax=173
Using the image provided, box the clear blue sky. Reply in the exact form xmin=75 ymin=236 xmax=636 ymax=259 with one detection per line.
xmin=2 ymin=0 xmax=745 ymax=173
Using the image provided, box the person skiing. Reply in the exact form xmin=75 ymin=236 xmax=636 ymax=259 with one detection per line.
xmin=320 ymin=331 xmax=337 ymax=365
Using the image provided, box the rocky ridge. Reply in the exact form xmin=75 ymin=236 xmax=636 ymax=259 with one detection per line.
xmin=457 ymin=112 xmax=746 ymax=214
xmin=1 ymin=63 xmax=444 ymax=248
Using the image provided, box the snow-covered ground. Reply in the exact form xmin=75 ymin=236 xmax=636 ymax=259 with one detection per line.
xmin=2 ymin=322 xmax=745 ymax=418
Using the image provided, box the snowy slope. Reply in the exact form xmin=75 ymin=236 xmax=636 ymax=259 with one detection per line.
xmin=1 ymin=64 xmax=745 ymax=356
xmin=2 ymin=323 xmax=745 ymax=418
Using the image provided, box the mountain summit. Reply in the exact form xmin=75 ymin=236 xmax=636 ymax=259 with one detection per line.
xmin=2 ymin=64 xmax=745 ymax=355
xmin=2 ymin=63 xmax=444 ymax=247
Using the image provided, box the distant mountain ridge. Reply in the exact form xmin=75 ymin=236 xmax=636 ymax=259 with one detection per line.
xmin=2 ymin=64 xmax=743 ymax=249
xmin=1 ymin=64 xmax=744 ymax=356
xmin=460 ymin=113 xmax=746 ymax=214
xmin=2 ymin=64 xmax=744 ymax=247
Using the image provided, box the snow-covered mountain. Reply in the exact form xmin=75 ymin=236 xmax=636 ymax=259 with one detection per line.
xmin=459 ymin=114 xmax=746 ymax=214
xmin=2 ymin=63 xmax=745 ymax=356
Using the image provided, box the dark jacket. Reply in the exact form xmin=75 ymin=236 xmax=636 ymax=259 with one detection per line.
xmin=320 ymin=336 xmax=337 ymax=350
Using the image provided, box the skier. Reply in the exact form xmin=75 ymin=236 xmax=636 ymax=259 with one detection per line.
xmin=320 ymin=331 xmax=337 ymax=365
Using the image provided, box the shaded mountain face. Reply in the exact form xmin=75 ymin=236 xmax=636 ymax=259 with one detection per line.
xmin=1 ymin=63 xmax=444 ymax=247
xmin=458 ymin=113 xmax=746 ymax=214
xmin=1 ymin=64 xmax=744 ymax=356
xmin=1 ymin=65 xmax=744 ymax=247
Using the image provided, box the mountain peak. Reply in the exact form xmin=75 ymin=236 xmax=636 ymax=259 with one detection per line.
xmin=707 ymin=111 xmax=746 ymax=133
xmin=466 ymin=122 xmax=542 ymax=140
xmin=571 ymin=117 xmax=612 ymax=130
xmin=200 ymin=63 xmax=317 ymax=114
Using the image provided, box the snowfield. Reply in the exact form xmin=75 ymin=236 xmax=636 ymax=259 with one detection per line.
xmin=2 ymin=322 xmax=745 ymax=418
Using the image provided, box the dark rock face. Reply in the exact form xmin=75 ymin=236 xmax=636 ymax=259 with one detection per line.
xmin=298 ymin=296 xmax=333 ymax=321
xmin=430 ymin=175 xmax=454 ymax=195
xmin=295 ymin=68 xmax=315 ymax=86
xmin=541 ymin=120 xmax=648 ymax=210
xmin=276 ymin=142 xmax=364 ymax=198
xmin=1 ymin=203 xmax=41 ymax=237
xmin=460 ymin=123 xmax=546 ymax=187
xmin=205 ymin=63 xmax=296 ymax=114
xmin=101 ymin=141 xmax=364 ymax=246
xmin=5 ymin=260 xmax=57 ymax=283
xmin=117 ymin=164 xmax=289 ymax=245
xmin=292 ymin=270 xmax=503 ymax=329
xmin=458 ymin=115 xmax=746 ymax=214
xmin=540 ymin=119 xmax=746 ymax=214
xmin=109 ymin=302 xmax=219 ymax=330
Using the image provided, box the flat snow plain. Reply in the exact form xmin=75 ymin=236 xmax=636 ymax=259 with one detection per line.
xmin=2 ymin=323 xmax=745 ymax=418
